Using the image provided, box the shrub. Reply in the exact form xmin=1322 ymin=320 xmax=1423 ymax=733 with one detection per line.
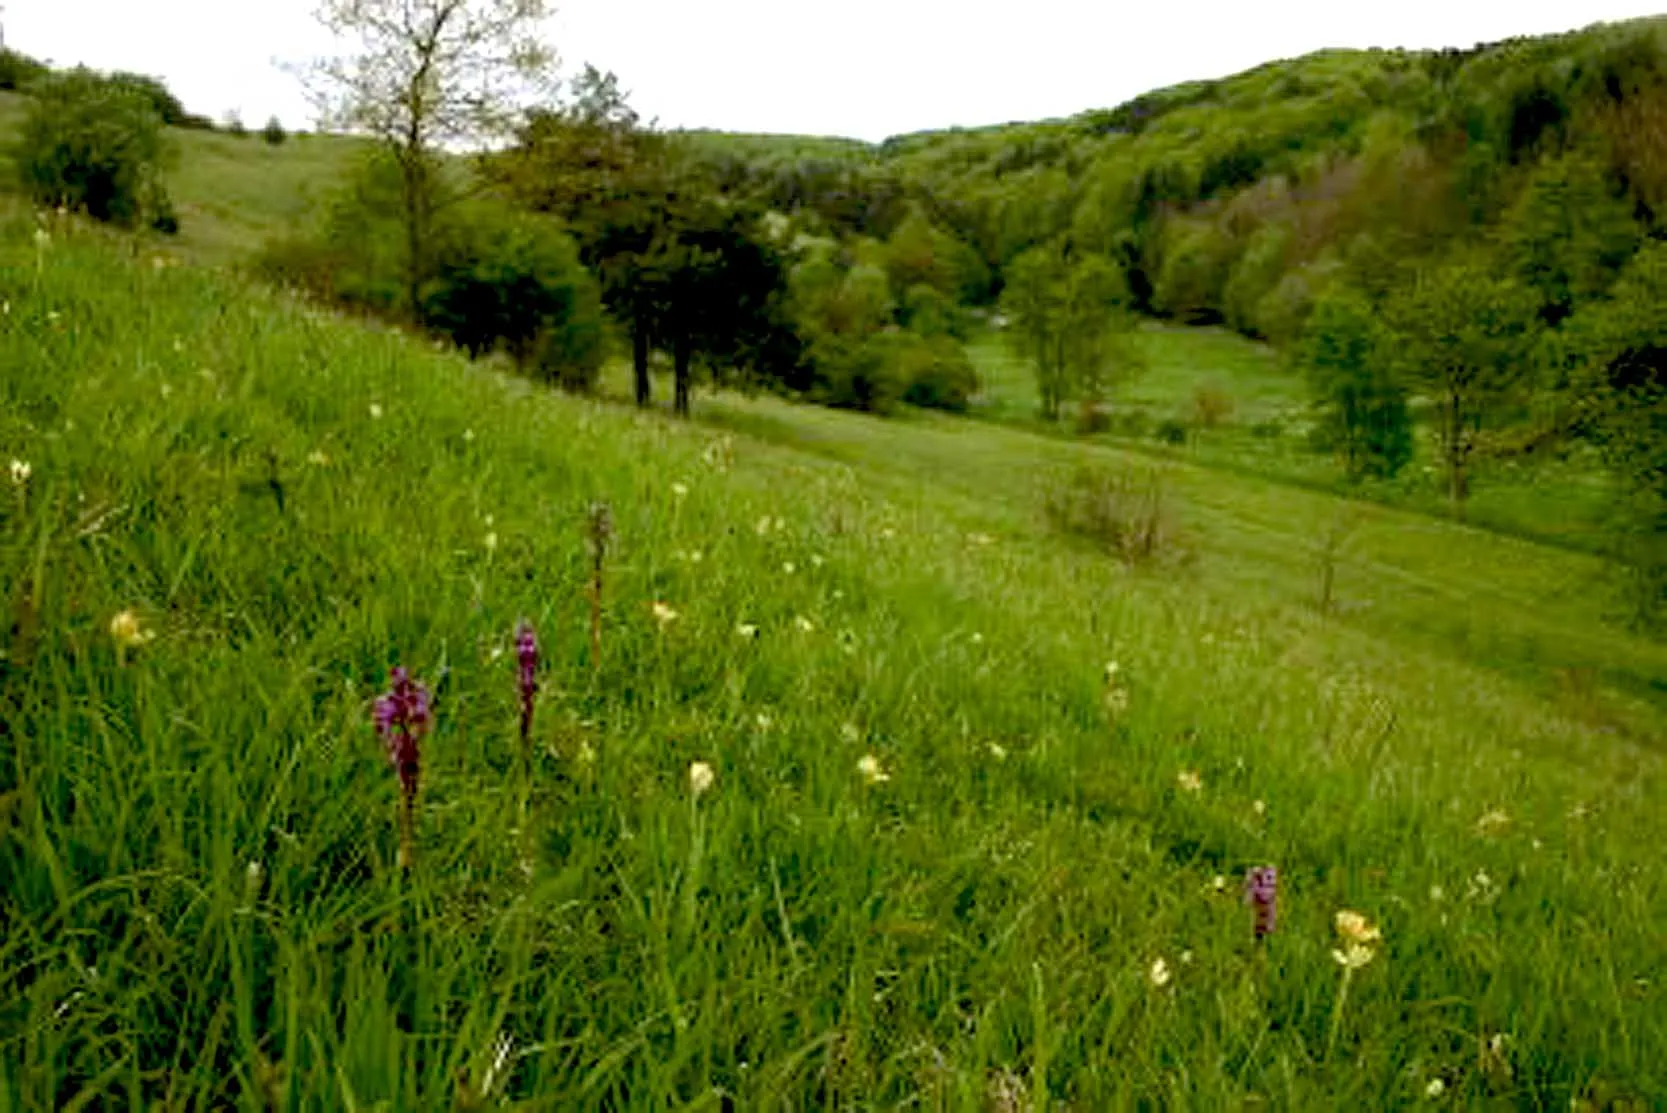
xmin=893 ymin=332 xmax=978 ymax=412
xmin=254 ymin=152 xmax=407 ymax=313
xmin=535 ymin=280 xmax=606 ymax=393
xmin=1192 ymin=384 xmax=1235 ymax=429
xmin=0 ymin=48 xmax=49 ymax=92
xmin=1044 ymin=466 xmax=1177 ymax=564
xmin=420 ymin=206 xmax=605 ymax=388
xmin=106 ymin=71 xmax=191 ymax=128
xmin=808 ymin=332 xmax=905 ymax=415
xmin=262 ymin=117 xmax=288 ymax=146
xmin=1155 ymin=418 xmax=1189 ymax=446
xmin=15 ymin=68 xmax=176 ymax=231
xmin=225 ymin=113 xmax=248 ymax=138
xmin=1075 ymin=398 xmax=1111 ymax=435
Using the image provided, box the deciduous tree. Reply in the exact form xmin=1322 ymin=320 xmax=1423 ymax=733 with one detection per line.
xmin=304 ymin=0 xmax=555 ymax=317
xmin=1386 ymin=260 xmax=1538 ymax=511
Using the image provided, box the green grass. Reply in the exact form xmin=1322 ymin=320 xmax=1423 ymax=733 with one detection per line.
xmin=967 ymin=322 xmax=1620 ymax=554
xmin=0 ymin=88 xmax=369 ymax=268
xmin=3 ymin=210 xmax=1665 ymax=1108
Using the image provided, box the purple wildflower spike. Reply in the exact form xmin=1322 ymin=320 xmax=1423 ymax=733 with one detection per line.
xmin=1245 ymin=866 xmax=1278 ymax=941
xmin=515 ymin=621 xmax=538 ymax=758
xmin=373 ymin=665 xmax=431 ymax=869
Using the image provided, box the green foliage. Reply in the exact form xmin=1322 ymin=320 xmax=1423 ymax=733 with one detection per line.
xmin=1295 ymin=288 xmax=1413 ymax=479
xmin=1152 ymin=217 xmax=1237 ymax=324
xmin=13 ymin=68 xmax=177 ymax=231
xmin=881 ymin=206 xmax=990 ymax=306
xmin=897 ymin=282 xmax=963 ymax=339
xmin=1044 ymin=465 xmax=1176 ymax=562
xmin=0 ymin=48 xmax=49 ymax=92
xmin=1386 ymin=260 xmax=1539 ymax=506
xmin=419 ymin=204 xmax=603 ymax=386
xmin=262 ymin=117 xmax=288 ymax=146
xmin=308 ymin=0 xmax=556 ymax=314
xmin=1502 ymin=155 xmax=1638 ymax=323
xmin=1558 ymin=242 xmax=1667 ymax=623
xmin=1003 ymin=244 xmax=1144 ymax=422
xmin=256 ymin=150 xmax=408 ymax=313
xmin=893 ymin=331 xmax=979 ymax=412
xmin=1222 ymin=223 xmax=1292 ymax=335
xmin=106 ymin=70 xmax=199 ymax=128
xmin=1154 ymin=417 xmax=1189 ymax=445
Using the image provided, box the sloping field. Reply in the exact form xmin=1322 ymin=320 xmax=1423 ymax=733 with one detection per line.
xmin=1 ymin=212 xmax=1663 ymax=1107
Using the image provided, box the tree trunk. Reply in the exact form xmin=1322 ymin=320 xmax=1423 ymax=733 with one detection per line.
xmin=401 ymin=151 xmax=428 ymax=322
xmin=1445 ymin=389 xmax=1469 ymax=518
xmin=673 ymin=333 xmax=692 ymax=418
xmin=633 ymin=322 xmax=651 ymax=408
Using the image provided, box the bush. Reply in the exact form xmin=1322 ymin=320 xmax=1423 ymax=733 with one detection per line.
xmin=892 ymin=332 xmax=978 ymax=412
xmin=535 ymin=281 xmax=606 ymax=393
xmin=1075 ymin=398 xmax=1111 ymax=435
xmin=1192 ymin=384 xmax=1235 ymax=429
xmin=1044 ymin=466 xmax=1177 ymax=564
xmin=255 ymin=153 xmax=407 ymax=313
xmin=262 ymin=117 xmax=288 ymax=146
xmin=225 ymin=113 xmax=248 ymax=138
xmin=1155 ymin=418 xmax=1189 ymax=446
xmin=15 ymin=68 xmax=176 ymax=230
xmin=420 ymin=206 xmax=605 ymax=388
xmin=0 ymin=48 xmax=49 ymax=92
xmin=107 ymin=71 xmax=191 ymax=128
xmin=807 ymin=333 xmax=905 ymax=415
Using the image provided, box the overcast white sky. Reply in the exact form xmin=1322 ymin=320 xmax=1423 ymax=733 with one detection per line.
xmin=4 ymin=2 xmax=1665 ymax=141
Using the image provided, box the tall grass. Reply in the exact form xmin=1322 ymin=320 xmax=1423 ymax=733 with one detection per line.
xmin=1 ymin=210 xmax=1663 ymax=1107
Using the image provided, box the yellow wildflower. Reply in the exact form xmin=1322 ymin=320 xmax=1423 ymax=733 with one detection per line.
xmin=1474 ymin=809 xmax=1511 ymax=835
xmin=109 ymin=609 xmax=154 ymax=648
xmin=368 ymin=402 xmax=384 ymax=420
xmin=1334 ymin=910 xmax=1380 ymax=946
xmin=857 ymin=753 xmax=890 ymax=784
xmin=1148 ymin=957 xmax=1172 ymax=988
xmin=8 ymin=459 xmax=30 ymax=486
xmin=1177 ymin=769 xmax=1203 ymax=793
xmin=651 ymin=602 xmax=679 ymax=627
xmin=688 ymin=761 xmax=715 ymax=797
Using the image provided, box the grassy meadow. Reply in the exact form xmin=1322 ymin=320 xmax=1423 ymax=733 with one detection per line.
xmin=2 ymin=202 xmax=1665 ymax=1113
xmin=0 ymin=90 xmax=369 ymax=268
xmin=965 ymin=323 xmax=1618 ymax=555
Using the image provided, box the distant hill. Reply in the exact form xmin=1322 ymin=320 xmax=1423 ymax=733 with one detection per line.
xmin=683 ymin=17 xmax=1667 ymax=343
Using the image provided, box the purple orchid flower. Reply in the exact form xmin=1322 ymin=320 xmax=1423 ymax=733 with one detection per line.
xmin=515 ymin=621 xmax=538 ymax=756
xmin=1245 ymin=865 xmax=1278 ymax=941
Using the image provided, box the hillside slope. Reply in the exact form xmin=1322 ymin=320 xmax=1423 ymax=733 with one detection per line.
xmin=1 ymin=211 xmax=1663 ymax=1106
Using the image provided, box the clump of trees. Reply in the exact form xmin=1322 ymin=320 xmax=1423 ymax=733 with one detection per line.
xmin=14 ymin=68 xmax=179 ymax=233
xmin=1002 ymin=241 xmax=1145 ymax=424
